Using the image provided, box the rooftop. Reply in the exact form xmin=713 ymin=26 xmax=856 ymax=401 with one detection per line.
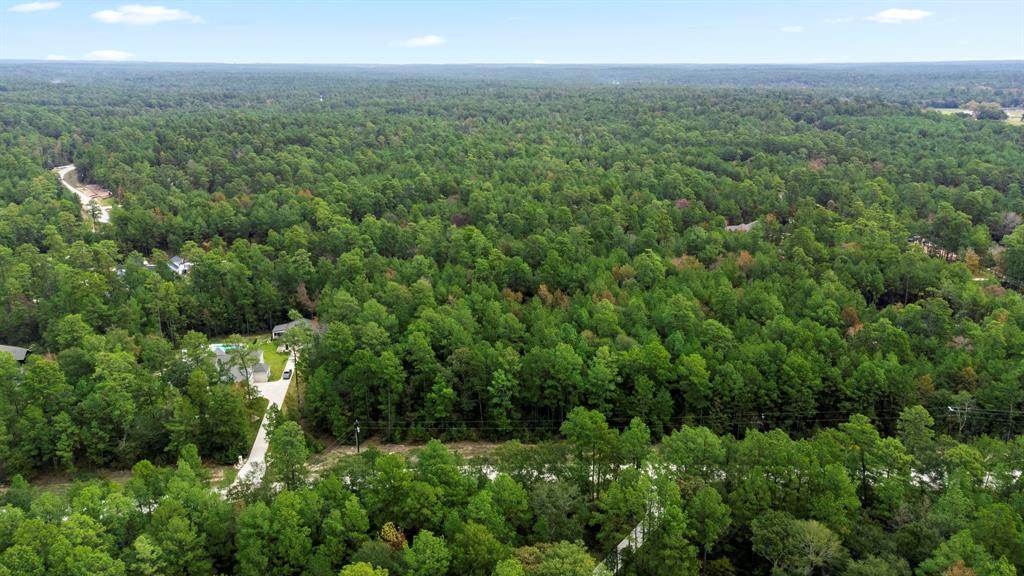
xmin=0 ymin=345 xmax=31 ymax=362
xmin=207 ymin=343 xmax=266 ymax=382
xmin=272 ymin=317 xmax=322 ymax=335
xmin=725 ymin=221 xmax=758 ymax=232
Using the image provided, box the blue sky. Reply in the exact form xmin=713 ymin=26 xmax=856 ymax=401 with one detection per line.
xmin=1 ymin=1 xmax=1021 ymax=64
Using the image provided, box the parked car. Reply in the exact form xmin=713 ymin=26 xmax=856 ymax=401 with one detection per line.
xmin=282 ymin=369 xmax=292 ymax=380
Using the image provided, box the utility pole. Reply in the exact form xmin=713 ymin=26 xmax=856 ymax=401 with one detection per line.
xmin=948 ymin=401 xmax=972 ymax=435
xmin=355 ymin=419 xmax=361 ymax=454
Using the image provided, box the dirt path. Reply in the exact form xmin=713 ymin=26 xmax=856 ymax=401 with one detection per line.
xmin=54 ymin=164 xmax=114 ymax=224
xmin=308 ymin=437 xmax=510 ymax=474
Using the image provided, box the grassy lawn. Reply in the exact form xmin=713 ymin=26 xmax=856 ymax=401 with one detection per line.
xmin=283 ymin=366 xmax=302 ymax=418
xmin=216 ymin=468 xmax=239 ymax=489
xmin=260 ymin=341 xmax=288 ymax=381
xmin=211 ymin=332 xmax=270 ymax=345
xmin=245 ymin=396 xmax=270 ymax=447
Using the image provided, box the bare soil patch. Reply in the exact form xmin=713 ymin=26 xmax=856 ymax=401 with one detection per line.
xmin=63 ymin=167 xmax=114 ymax=202
xmin=309 ymin=436 xmax=511 ymax=473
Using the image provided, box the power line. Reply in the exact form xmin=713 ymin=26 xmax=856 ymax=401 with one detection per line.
xmin=340 ymin=403 xmax=1024 ymax=430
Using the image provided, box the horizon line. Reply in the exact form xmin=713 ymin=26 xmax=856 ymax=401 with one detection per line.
xmin=3 ymin=58 xmax=1022 ymax=67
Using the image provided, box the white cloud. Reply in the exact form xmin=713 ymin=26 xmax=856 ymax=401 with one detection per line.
xmin=399 ymin=35 xmax=446 ymax=48
xmin=531 ymin=59 xmax=546 ymax=64
xmin=781 ymin=25 xmax=805 ymax=33
xmin=824 ymin=17 xmax=854 ymax=24
xmin=865 ymin=8 xmax=932 ymax=24
xmin=91 ymin=4 xmax=203 ymax=25
xmin=44 ymin=54 xmax=69 ymax=60
xmin=9 ymin=2 xmax=60 ymax=12
xmin=83 ymin=50 xmax=133 ymax=61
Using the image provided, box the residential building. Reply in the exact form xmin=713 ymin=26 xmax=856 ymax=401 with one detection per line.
xmin=271 ymin=317 xmax=321 ymax=340
xmin=168 ymin=255 xmax=193 ymax=275
xmin=208 ymin=343 xmax=269 ymax=383
xmin=0 ymin=345 xmax=30 ymax=363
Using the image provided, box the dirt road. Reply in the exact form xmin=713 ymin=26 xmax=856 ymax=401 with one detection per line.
xmin=55 ymin=164 xmax=113 ymax=224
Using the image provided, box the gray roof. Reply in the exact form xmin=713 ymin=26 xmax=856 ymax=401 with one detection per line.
xmin=210 ymin=347 xmax=265 ymax=382
xmin=167 ymin=256 xmax=191 ymax=274
xmin=272 ymin=318 xmax=315 ymax=334
xmin=725 ymin=221 xmax=758 ymax=232
xmin=0 ymin=345 xmax=30 ymax=362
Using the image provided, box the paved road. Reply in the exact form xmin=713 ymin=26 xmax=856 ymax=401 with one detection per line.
xmin=594 ymin=485 xmax=660 ymax=575
xmin=229 ymin=354 xmax=296 ymax=490
xmin=55 ymin=164 xmax=113 ymax=224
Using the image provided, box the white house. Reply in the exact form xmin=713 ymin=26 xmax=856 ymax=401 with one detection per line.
xmin=114 ymin=255 xmax=192 ymax=278
xmin=208 ymin=344 xmax=269 ymax=383
xmin=168 ymin=256 xmax=193 ymax=275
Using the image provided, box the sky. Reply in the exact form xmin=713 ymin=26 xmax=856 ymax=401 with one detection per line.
xmin=1 ymin=1 xmax=1022 ymax=64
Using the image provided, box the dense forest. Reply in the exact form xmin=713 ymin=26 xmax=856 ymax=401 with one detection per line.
xmin=1 ymin=411 xmax=1022 ymax=576
xmin=1 ymin=62 xmax=1023 ymax=575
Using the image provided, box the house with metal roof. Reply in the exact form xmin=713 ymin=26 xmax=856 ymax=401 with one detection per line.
xmin=271 ymin=317 xmax=321 ymax=340
xmin=0 ymin=345 xmax=31 ymax=363
xmin=725 ymin=221 xmax=758 ymax=232
xmin=168 ymin=256 xmax=193 ymax=275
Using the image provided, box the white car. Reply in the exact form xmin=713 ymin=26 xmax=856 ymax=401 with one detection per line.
xmin=282 ymin=369 xmax=292 ymax=380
